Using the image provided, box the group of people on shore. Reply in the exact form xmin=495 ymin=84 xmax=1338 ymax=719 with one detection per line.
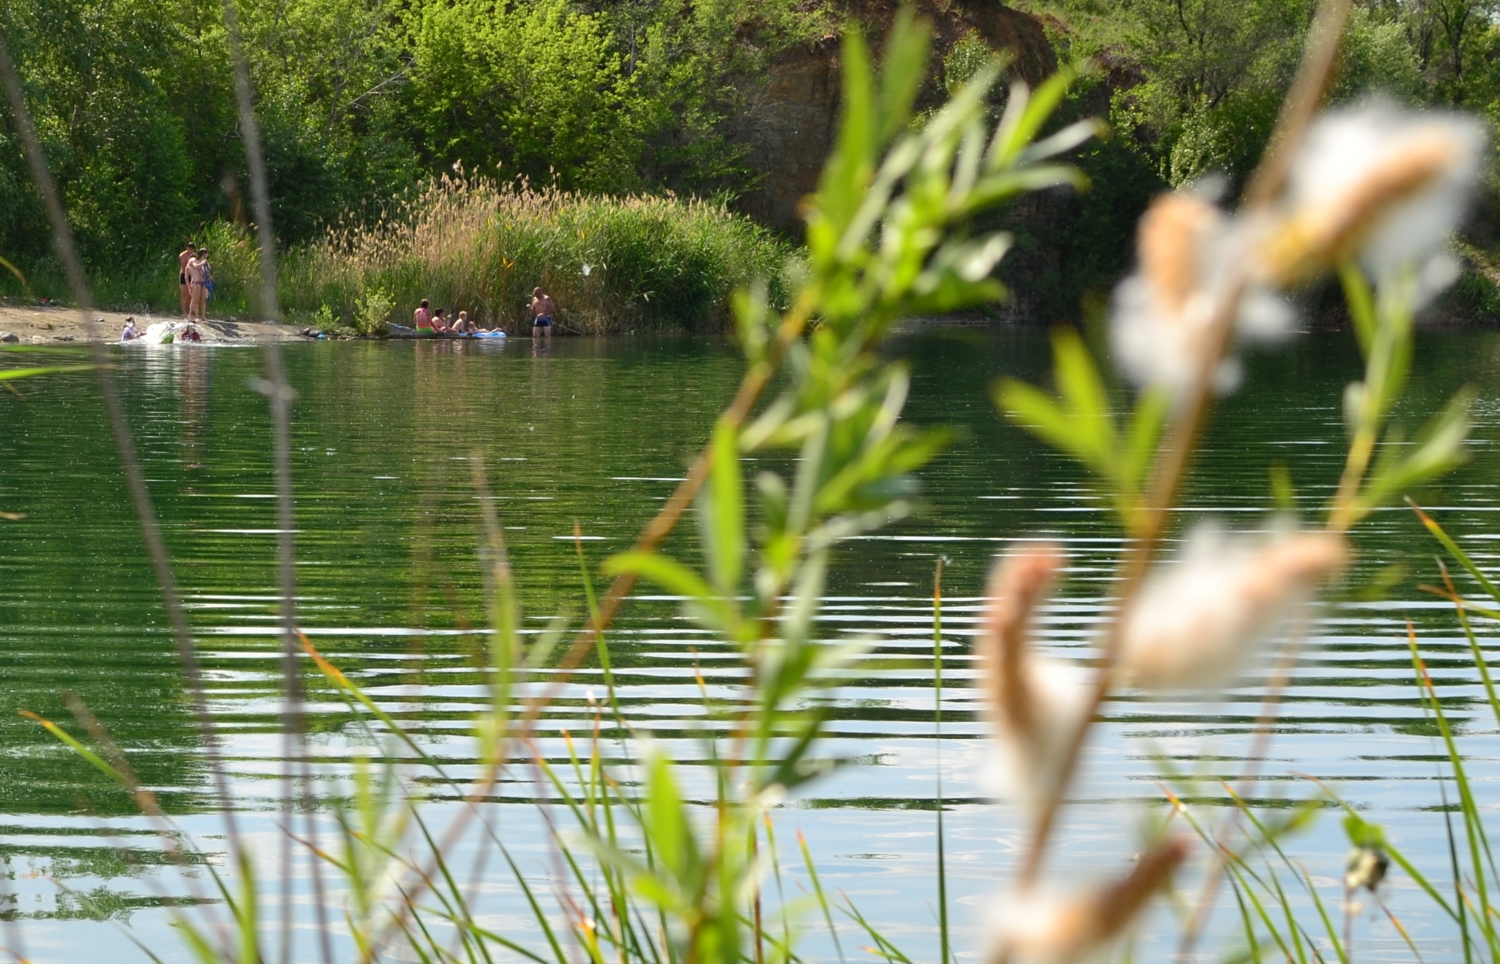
xmin=411 ymin=301 xmax=494 ymax=334
xmin=178 ymin=242 xmax=213 ymax=321
xmin=166 ymin=241 xmax=559 ymax=337
xmin=411 ymin=287 xmax=557 ymax=337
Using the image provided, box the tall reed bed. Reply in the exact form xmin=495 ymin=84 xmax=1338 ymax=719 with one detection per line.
xmin=272 ymin=177 xmax=794 ymax=333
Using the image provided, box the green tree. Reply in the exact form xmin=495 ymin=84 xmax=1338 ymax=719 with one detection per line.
xmin=408 ymin=0 xmax=637 ymax=191
xmin=0 ymin=0 xmax=196 ymax=267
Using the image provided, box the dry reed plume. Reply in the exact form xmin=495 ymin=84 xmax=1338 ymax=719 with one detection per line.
xmin=271 ymin=175 xmax=792 ymax=333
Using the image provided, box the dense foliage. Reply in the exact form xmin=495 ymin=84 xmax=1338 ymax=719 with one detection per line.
xmin=3 ymin=0 xmax=1500 ymax=322
xmin=0 ymin=0 xmax=823 ymax=295
xmin=1012 ymin=0 xmax=1500 ymax=315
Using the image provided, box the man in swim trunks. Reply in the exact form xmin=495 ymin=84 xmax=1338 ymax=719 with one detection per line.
xmin=178 ymin=242 xmax=197 ymax=317
xmin=530 ymin=287 xmax=555 ymax=339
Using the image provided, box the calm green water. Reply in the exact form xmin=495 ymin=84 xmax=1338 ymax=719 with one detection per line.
xmin=0 ymin=329 xmax=1497 ymax=961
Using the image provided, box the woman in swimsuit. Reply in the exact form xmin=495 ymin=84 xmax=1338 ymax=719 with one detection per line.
xmin=186 ymin=251 xmax=209 ymax=321
xmin=413 ymin=299 xmax=433 ymax=331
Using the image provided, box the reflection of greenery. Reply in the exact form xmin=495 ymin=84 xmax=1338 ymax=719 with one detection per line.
xmin=51 ymin=886 xmax=211 ymax=923
xmin=5 ymin=843 xmax=204 ymax=881
xmin=6 ymin=328 xmax=1488 ymax=818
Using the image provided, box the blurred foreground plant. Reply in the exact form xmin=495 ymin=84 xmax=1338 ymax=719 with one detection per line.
xmin=14 ymin=0 xmax=1495 ymax=961
xmin=18 ymin=10 xmax=1104 ymax=964
xmin=987 ymin=0 xmax=1487 ymax=957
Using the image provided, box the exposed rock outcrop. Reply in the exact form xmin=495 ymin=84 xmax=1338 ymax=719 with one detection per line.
xmin=731 ymin=0 xmax=1058 ymax=230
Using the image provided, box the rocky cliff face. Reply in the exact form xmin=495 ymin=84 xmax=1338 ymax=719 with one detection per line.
xmin=730 ymin=0 xmax=1058 ymax=231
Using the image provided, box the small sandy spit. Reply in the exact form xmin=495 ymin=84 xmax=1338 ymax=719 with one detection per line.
xmin=0 ymin=305 xmax=308 ymax=345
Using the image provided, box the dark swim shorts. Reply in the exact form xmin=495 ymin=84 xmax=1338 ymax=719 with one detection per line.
xmin=534 ymin=316 xmax=552 ymax=327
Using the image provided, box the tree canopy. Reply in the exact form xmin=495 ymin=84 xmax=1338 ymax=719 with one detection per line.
xmin=0 ymin=0 xmax=823 ymax=280
xmin=0 ymin=0 xmax=1497 ymax=312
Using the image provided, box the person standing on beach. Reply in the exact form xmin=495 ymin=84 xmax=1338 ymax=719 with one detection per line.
xmin=186 ymin=249 xmax=209 ymax=321
xmin=178 ymin=242 xmax=197 ymax=317
xmin=529 ymin=287 xmax=555 ymax=340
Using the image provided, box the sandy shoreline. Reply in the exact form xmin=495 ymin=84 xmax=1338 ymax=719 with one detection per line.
xmin=0 ymin=304 xmax=310 ymax=345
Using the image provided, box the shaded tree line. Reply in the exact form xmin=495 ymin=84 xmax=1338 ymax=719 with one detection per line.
xmin=1009 ymin=0 xmax=1500 ymax=319
xmin=0 ymin=0 xmax=823 ymax=287
xmin=2 ymin=0 xmax=1499 ymax=318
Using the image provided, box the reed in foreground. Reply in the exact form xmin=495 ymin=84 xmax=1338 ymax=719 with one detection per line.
xmin=12 ymin=2 xmax=1500 ymax=963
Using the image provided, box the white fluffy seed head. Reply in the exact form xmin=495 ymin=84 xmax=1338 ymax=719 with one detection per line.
xmin=1112 ymin=193 xmax=1292 ymax=400
xmin=975 ymin=545 xmax=1091 ymax=811
xmin=1118 ymin=525 xmax=1347 ymax=691
xmin=976 ymin=653 xmax=1091 ymax=812
xmin=985 ymin=838 xmax=1188 ymax=964
xmin=1259 ymin=101 xmax=1485 ymax=285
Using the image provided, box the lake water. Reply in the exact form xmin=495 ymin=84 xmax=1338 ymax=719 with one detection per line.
xmin=0 ymin=328 xmax=1497 ymax=962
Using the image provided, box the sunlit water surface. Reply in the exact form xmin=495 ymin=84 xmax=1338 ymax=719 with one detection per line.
xmin=0 ymin=328 xmax=1498 ymax=962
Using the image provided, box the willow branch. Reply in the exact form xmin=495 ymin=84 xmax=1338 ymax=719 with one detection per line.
xmin=1016 ymin=0 xmax=1353 ymax=888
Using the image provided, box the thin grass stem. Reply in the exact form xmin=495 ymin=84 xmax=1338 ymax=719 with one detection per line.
xmin=931 ymin=558 xmax=950 ymax=964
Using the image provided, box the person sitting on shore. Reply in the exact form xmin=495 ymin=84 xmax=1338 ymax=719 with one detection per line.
xmin=450 ymin=310 xmax=474 ymax=334
xmin=121 ymin=317 xmax=140 ymax=342
xmin=432 ymin=308 xmax=450 ymax=332
xmin=413 ymin=299 xmax=433 ymax=331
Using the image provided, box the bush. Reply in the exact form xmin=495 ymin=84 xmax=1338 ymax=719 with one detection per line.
xmin=353 ymin=286 xmax=394 ymax=335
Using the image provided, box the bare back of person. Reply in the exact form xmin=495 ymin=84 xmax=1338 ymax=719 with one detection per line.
xmin=178 ymin=243 xmax=196 ymax=316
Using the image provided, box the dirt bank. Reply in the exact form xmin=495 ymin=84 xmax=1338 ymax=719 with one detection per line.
xmin=0 ymin=305 xmax=309 ymax=344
